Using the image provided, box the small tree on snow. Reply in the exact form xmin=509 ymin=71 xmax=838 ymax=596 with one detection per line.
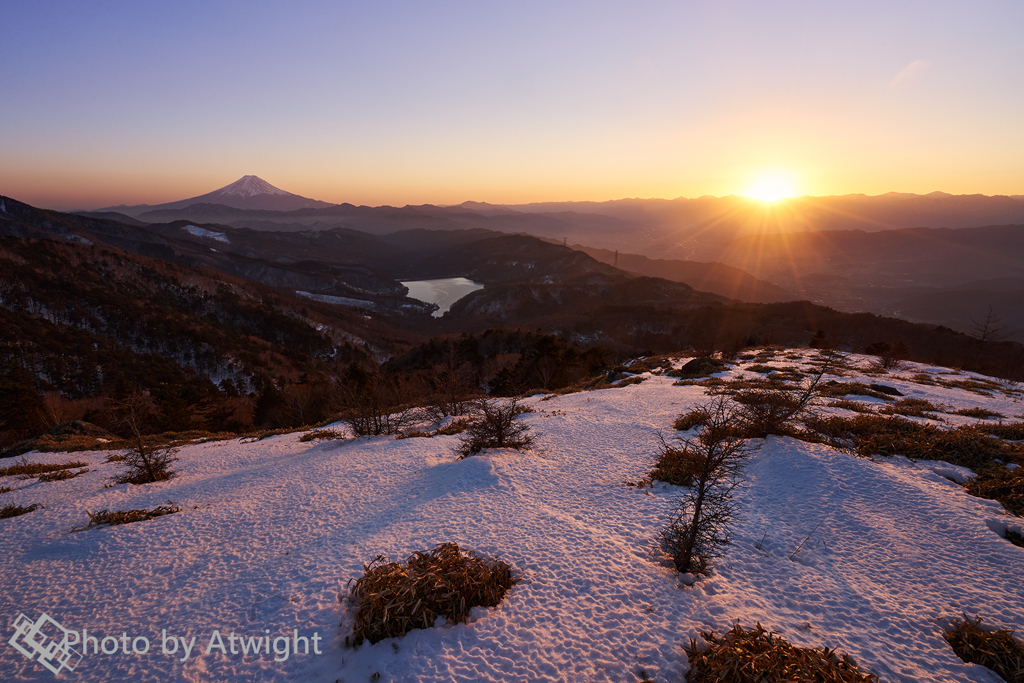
xmin=658 ymin=397 xmax=755 ymax=575
xmin=112 ymin=394 xmax=178 ymax=485
xmin=456 ymin=397 xmax=535 ymax=459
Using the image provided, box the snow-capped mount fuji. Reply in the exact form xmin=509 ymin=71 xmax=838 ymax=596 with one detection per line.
xmin=95 ymin=175 xmax=335 ymax=217
xmin=210 ymin=175 xmax=293 ymax=199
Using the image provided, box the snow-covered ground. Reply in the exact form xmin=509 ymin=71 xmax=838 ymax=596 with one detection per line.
xmin=2 ymin=351 xmax=1023 ymax=682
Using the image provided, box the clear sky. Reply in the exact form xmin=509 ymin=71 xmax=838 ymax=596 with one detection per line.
xmin=2 ymin=1 xmax=1023 ymax=209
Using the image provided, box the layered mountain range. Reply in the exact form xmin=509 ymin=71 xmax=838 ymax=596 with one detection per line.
xmin=77 ymin=176 xmax=1024 ymax=341
xmin=4 ymin=185 xmax=1024 ymax=436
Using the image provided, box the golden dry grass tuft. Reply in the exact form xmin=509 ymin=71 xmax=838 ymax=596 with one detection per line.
xmin=649 ymin=441 xmax=704 ymax=487
xmin=0 ymin=460 xmax=88 ymax=478
xmin=979 ymin=422 xmax=1024 ymax=441
xmin=684 ymin=623 xmax=877 ymax=683
xmin=0 ymin=502 xmax=42 ymax=519
xmin=79 ymin=504 xmax=182 ymax=529
xmin=674 ymin=408 xmax=711 ymax=431
xmin=965 ymin=467 xmax=1024 ymax=516
xmin=38 ymin=468 xmax=88 ymax=482
xmin=828 ymin=400 xmax=875 ymax=414
xmin=803 ymin=415 xmax=1023 ymax=469
xmin=817 ymin=382 xmax=895 ymax=401
xmin=954 ymin=407 xmax=1004 ymax=420
xmin=944 ymin=616 xmax=1024 ymax=683
xmin=879 ymin=398 xmax=943 ymax=418
xmin=345 ymin=543 xmax=515 ymax=646
xmin=299 ymin=428 xmax=346 ymax=442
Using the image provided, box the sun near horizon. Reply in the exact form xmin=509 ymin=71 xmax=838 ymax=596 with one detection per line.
xmin=742 ymin=171 xmax=800 ymax=203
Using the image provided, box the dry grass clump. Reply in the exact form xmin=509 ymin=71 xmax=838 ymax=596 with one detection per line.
xmin=939 ymin=378 xmax=1003 ymax=396
xmin=675 ymin=408 xmax=711 ymax=431
xmin=732 ymin=390 xmax=806 ymax=438
xmin=803 ymin=414 xmax=1023 ymax=469
xmin=0 ymin=502 xmax=42 ymax=519
xmin=684 ymin=623 xmax=877 ymax=683
xmin=345 ymin=543 xmax=515 ymax=646
xmin=828 ymin=400 xmax=875 ymax=414
xmin=80 ymin=504 xmax=181 ymax=529
xmin=965 ymin=468 xmax=1024 ymax=517
xmin=0 ymin=460 xmax=88 ymax=478
xmin=978 ymin=422 xmax=1024 ymax=441
xmin=433 ymin=418 xmax=473 ymax=435
xmin=879 ymin=398 xmax=943 ymax=418
xmin=954 ymin=407 xmax=1004 ymax=420
xmin=299 ymin=428 xmax=346 ymax=442
xmin=817 ymin=382 xmax=894 ymax=401
xmin=649 ymin=440 xmax=705 ymax=487
xmin=745 ymin=364 xmax=778 ymax=374
xmin=38 ymin=467 xmax=88 ymax=482
xmin=944 ymin=616 xmax=1024 ymax=683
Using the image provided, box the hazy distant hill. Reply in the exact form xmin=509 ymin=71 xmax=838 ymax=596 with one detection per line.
xmin=574 ymin=245 xmax=794 ymax=304
xmin=5 ymin=193 xmax=1024 ymax=416
xmin=715 ymin=224 xmax=1024 ymax=341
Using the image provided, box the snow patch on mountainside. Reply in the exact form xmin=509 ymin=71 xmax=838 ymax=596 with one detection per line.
xmin=296 ymin=290 xmax=377 ymax=311
xmin=182 ymin=225 xmax=230 ymax=243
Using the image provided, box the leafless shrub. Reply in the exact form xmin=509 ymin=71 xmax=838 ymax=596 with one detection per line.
xmin=345 ymin=543 xmax=515 ymax=646
xmin=112 ymin=395 xmax=177 ymax=485
xmin=658 ymin=398 xmax=755 ymax=575
xmin=426 ymin=350 xmax=482 ymax=419
xmin=732 ymin=349 xmax=840 ymax=438
xmin=456 ymin=397 xmax=536 ymax=459
xmin=340 ymin=373 xmax=420 ymax=437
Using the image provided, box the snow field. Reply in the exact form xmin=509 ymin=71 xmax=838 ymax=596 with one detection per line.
xmin=1 ymin=352 xmax=1022 ymax=682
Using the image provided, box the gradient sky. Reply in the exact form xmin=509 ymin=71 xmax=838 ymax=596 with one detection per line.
xmin=2 ymin=1 xmax=1023 ymax=209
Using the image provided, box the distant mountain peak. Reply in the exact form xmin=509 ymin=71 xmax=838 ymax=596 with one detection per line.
xmin=212 ymin=175 xmax=291 ymax=198
xmin=100 ymin=175 xmax=336 ymax=218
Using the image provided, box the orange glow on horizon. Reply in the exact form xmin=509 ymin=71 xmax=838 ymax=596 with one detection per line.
xmin=743 ymin=171 xmax=800 ymax=203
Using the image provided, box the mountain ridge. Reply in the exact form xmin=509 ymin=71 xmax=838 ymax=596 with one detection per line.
xmin=97 ymin=175 xmax=335 ymax=217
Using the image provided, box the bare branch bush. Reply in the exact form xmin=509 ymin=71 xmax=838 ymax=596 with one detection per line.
xmin=456 ymin=397 xmax=536 ymax=459
xmin=340 ymin=372 xmax=420 ymax=437
xmin=734 ymin=348 xmax=840 ymax=438
xmin=426 ymin=348 xmax=482 ymax=420
xmin=112 ymin=394 xmax=177 ymax=485
xmin=658 ymin=397 xmax=755 ymax=575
